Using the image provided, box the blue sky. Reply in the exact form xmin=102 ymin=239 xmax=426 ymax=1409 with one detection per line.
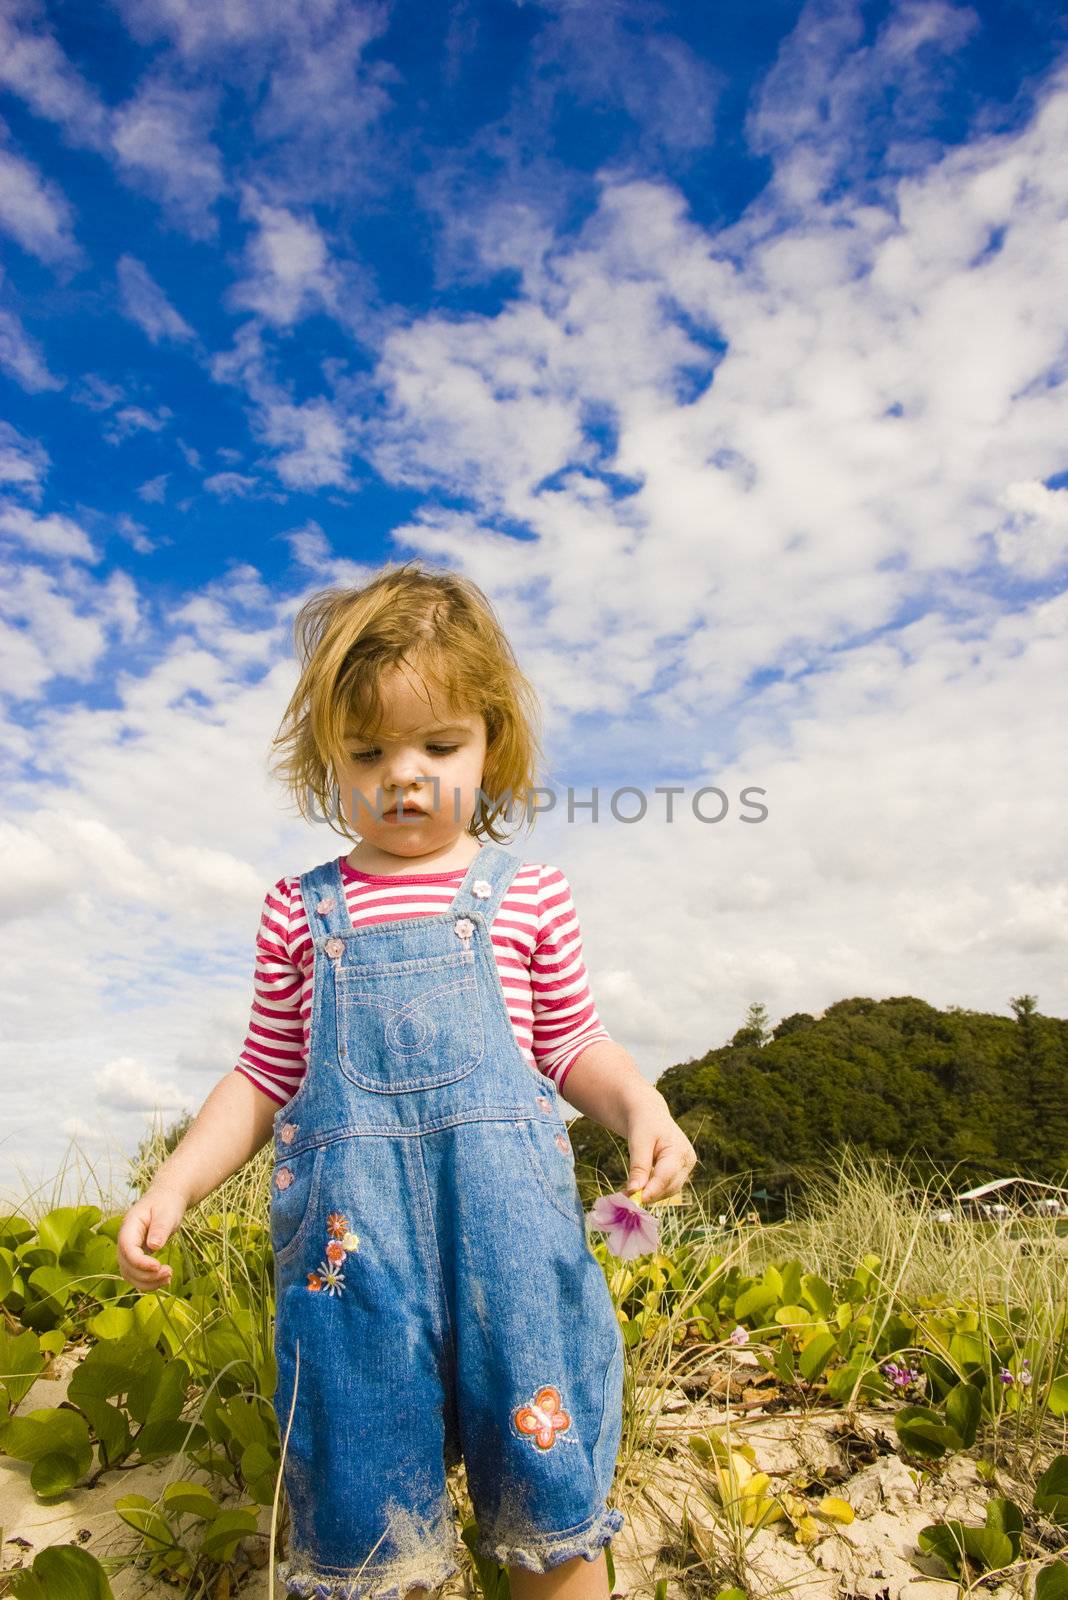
xmin=2 ymin=0 xmax=1067 ymax=1202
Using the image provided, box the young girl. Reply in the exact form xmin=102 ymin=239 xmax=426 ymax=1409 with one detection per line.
xmin=118 ymin=560 xmax=697 ymax=1600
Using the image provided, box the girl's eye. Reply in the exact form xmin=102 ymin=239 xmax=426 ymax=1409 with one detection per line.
xmin=348 ymin=745 xmax=460 ymax=762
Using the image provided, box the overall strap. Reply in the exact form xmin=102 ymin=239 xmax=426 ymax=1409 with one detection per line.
xmin=299 ymin=858 xmax=352 ymax=939
xmin=447 ymin=840 xmax=524 ymax=928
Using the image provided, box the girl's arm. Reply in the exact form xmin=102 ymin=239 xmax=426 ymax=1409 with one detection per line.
xmin=117 ymin=1071 xmax=280 ymax=1293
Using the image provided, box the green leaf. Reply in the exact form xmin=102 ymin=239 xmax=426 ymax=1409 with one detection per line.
xmin=0 ymin=1215 xmax=35 ymax=1249
xmin=240 ymin=1441 xmax=278 ymax=1499
xmin=35 ymin=1207 xmax=101 ymax=1259
xmin=161 ymin=1480 xmax=223 ymax=1519
xmin=944 ymin=1380 xmax=982 ymax=1449
xmin=26 ymin=1264 xmax=77 ymax=1311
xmin=30 ymin=1451 xmax=80 ymax=1499
xmin=0 ymin=1327 xmax=46 ymax=1408
xmin=917 ymin=1521 xmax=965 ymax=1577
xmin=798 ymin=1331 xmax=837 ymax=1384
xmin=87 ymin=1305 xmax=135 ymax=1341
xmin=112 ymin=1493 xmax=175 ymax=1552
xmin=198 ymin=1506 xmax=259 ymax=1559
xmin=74 ymin=1395 xmax=131 ymax=1468
xmin=136 ymin=1419 xmax=209 ymax=1461
xmin=1036 ymin=1559 xmax=1068 ymax=1600
xmin=799 ymin=1273 xmax=835 ymax=1318
xmin=1034 ymin=1454 xmax=1068 ymax=1525
xmin=1047 ymin=1376 xmax=1068 ymax=1418
xmin=0 ymin=1408 xmax=93 ymax=1482
xmin=9 ymin=1541 xmax=115 ymax=1599
xmin=894 ymin=1404 xmax=962 ymax=1459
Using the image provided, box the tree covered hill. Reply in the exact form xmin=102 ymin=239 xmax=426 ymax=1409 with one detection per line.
xmin=570 ymin=993 xmax=1068 ymax=1194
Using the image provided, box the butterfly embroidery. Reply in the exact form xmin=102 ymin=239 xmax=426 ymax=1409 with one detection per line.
xmin=512 ymin=1385 xmax=572 ymax=1449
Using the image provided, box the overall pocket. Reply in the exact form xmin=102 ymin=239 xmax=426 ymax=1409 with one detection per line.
xmin=270 ymin=1143 xmax=325 ymax=1268
xmin=335 ymin=949 xmax=485 ymax=1092
xmin=514 ymin=1114 xmax=584 ymax=1226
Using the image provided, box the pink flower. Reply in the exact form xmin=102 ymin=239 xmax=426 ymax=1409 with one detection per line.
xmin=729 ymin=1325 xmax=749 ymax=1346
xmin=316 ymin=896 xmax=335 ymax=915
xmin=586 ymin=1189 xmax=660 ymax=1259
xmin=454 ymin=917 xmax=474 ymax=940
xmin=325 ymin=936 xmax=344 ymax=959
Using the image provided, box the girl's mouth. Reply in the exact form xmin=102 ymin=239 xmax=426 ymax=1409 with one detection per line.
xmin=383 ymin=805 xmax=425 ymax=821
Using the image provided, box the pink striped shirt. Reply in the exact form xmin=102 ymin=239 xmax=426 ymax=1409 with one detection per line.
xmin=234 ymin=854 xmax=612 ymax=1108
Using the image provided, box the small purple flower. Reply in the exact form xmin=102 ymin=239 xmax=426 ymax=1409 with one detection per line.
xmin=586 ymin=1189 xmax=660 ymax=1259
xmin=881 ymin=1361 xmax=922 ymax=1390
xmin=325 ymin=936 xmax=344 ymax=959
xmin=454 ymin=917 xmax=474 ymax=940
xmin=729 ymin=1325 xmax=749 ymax=1347
xmin=316 ymin=896 xmax=335 ymax=915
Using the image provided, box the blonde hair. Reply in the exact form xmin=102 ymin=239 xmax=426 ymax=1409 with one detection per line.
xmin=269 ymin=558 xmax=545 ymax=845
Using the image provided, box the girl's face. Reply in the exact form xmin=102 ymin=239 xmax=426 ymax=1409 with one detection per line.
xmin=337 ymin=665 xmax=488 ymax=862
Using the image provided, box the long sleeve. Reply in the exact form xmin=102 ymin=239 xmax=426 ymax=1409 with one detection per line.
xmin=529 ymin=866 xmax=612 ymax=1092
xmin=233 ymin=877 xmax=307 ymax=1107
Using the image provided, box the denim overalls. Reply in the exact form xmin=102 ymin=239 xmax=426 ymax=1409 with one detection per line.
xmin=268 ymin=841 xmax=626 ymax=1600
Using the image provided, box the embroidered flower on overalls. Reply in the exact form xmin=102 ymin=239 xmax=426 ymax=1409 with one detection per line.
xmin=327 ymin=1211 xmax=350 ymax=1238
xmin=279 ymin=1121 xmax=298 ymax=1144
xmin=555 ymin=1132 xmax=570 ymax=1153
xmin=325 ymin=1238 xmax=347 ymax=1267
xmin=324 ymin=936 xmax=345 ymax=959
xmin=316 ymin=895 xmax=335 ymax=915
xmin=454 ymin=917 xmax=474 ymax=940
xmin=274 ymin=1166 xmax=294 ymax=1190
xmin=472 ymin=879 xmax=492 ymax=898
xmin=316 ymin=1260 xmax=346 ymax=1295
xmin=513 ymin=1385 xmax=572 ymax=1450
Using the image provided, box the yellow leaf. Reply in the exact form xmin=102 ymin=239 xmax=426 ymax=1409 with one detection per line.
xmin=817 ymin=1496 xmax=854 ymax=1524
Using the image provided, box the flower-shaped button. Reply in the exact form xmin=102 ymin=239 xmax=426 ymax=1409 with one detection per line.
xmin=472 ymin=879 xmax=492 ymax=898
xmin=536 ymin=1095 xmax=552 ymax=1114
xmin=316 ymin=896 xmax=335 ymax=915
xmin=279 ymin=1121 xmax=298 ymax=1144
xmin=325 ymin=936 xmax=345 ymax=959
xmin=275 ymin=1166 xmax=294 ymax=1190
xmin=454 ymin=917 xmax=474 ymax=940
xmin=555 ymin=1133 xmax=570 ymax=1153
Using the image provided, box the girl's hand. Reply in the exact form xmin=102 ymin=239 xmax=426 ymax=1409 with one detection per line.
xmin=117 ymin=1185 xmax=187 ymax=1292
xmin=625 ymin=1094 xmax=698 ymax=1204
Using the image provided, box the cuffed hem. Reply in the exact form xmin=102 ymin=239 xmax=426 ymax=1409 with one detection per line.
xmin=276 ymin=1550 xmax=460 ymax=1599
xmin=476 ymin=1502 xmax=625 ymax=1574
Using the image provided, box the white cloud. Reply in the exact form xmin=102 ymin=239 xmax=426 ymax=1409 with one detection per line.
xmin=94 ymin=1057 xmax=188 ymax=1114
xmin=110 ymin=76 xmax=226 ymax=238
xmin=227 ymin=187 xmax=342 ymax=327
xmin=0 ymin=501 xmax=98 ymax=561
xmin=993 ymin=480 xmax=1068 ymax=578
xmin=0 ymin=420 xmax=49 ymax=500
xmin=117 ymin=253 xmax=195 ymax=344
xmin=0 ymin=266 xmax=65 ymax=391
xmin=103 ymin=404 xmax=173 ymax=445
xmin=0 ymin=10 xmax=225 ymax=236
xmin=0 ymin=140 xmax=81 ymax=265
xmin=136 ymin=472 xmax=169 ymax=503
